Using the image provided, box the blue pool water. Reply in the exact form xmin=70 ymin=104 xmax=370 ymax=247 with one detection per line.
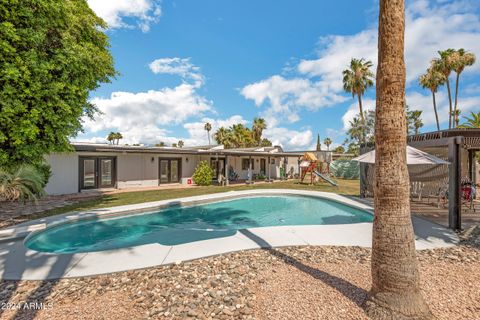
xmin=25 ymin=195 xmax=372 ymax=253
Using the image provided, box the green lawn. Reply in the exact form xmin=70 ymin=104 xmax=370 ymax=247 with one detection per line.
xmin=35 ymin=179 xmax=360 ymax=220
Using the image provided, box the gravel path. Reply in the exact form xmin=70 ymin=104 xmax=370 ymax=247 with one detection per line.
xmin=0 ymin=227 xmax=479 ymax=320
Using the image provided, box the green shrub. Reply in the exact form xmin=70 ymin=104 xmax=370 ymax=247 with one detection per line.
xmin=192 ymin=161 xmax=214 ymax=186
xmin=35 ymin=162 xmax=52 ymax=186
xmin=0 ymin=165 xmax=46 ymax=202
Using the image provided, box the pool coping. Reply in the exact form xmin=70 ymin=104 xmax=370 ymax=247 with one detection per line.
xmin=0 ymin=189 xmax=459 ymax=280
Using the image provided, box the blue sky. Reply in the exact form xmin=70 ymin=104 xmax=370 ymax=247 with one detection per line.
xmin=79 ymin=0 xmax=480 ymax=150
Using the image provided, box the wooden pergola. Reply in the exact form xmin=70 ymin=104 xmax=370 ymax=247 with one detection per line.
xmin=407 ymin=129 xmax=480 ymax=230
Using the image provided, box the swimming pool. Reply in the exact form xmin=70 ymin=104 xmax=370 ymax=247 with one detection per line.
xmin=25 ymin=195 xmax=373 ymax=254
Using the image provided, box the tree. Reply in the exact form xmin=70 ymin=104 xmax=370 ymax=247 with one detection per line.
xmin=252 ymin=118 xmax=267 ymax=145
xmin=452 ymin=109 xmax=461 ymax=128
xmin=178 ymin=140 xmax=184 ymax=148
xmin=452 ymin=49 xmax=475 ymax=127
xmin=171 ymin=143 xmax=177 ymax=148
xmin=364 ymin=0 xmax=432 ymax=318
xmin=323 ymin=138 xmax=332 ymax=151
xmin=155 ymin=142 xmax=166 ymax=147
xmin=114 ymin=132 xmax=123 ymax=145
xmin=333 ymin=145 xmax=345 ymax=154
xmin=406 ymin=107 xmax=423 ymax=135
xmin=107 ymin=132 xmax=116 ymax=144
xmin=346 ymin=143 xmax=359 ymax=156
xmin=342 ymin=58 xmax=375 ymax=132
xmin=204 ymin=122 xmax=212 ymax=145
xmin=214 ymin=127 xmax=229 ymax=147
xmin=260 ymin=138 xmax=273 ymax=147
xmin=0 ymin=0 xmax=116 ymax=168
xmin=419 ymin=66 xmax=446 ymax=131
xmin=458 ymin=111 xmax=480 ymax=128
xmin=432 ymin=49 xmax=456 ymax=128
xmin=316 ymin=134 xmax=321 ymax=151
xmin=347 ymin=111 xmax=375 ymax=146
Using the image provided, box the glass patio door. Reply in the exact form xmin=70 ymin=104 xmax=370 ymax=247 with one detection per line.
xmin=159 ymin=158 xmax=181 ymax=184
xmin=99 ymin=159 xmax=114 ymax=187
xmin=80 ymin=157 xmax=116 ymax=191
xmin=82 ymin=158 xmax=97 ymax=189
xmin=160 ymin=160 xmax=170 ymax=183
xmin=170 ymin=159 xmax=179 ymax=183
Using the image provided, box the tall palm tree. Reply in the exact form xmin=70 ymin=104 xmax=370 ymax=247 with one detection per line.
xmin=419 ymin=66 xmax=446 ymax=131
xmin=316 ymin=134 xmax=321 ymax=151
xmin=115 ymin=132 xmax=123 ymax=145
xmin=452 ymin=49 xmax=476 ymax=126
xmin=214 ymin=127 xmax=228 ymax=146
xmin=433 ymin=49 xmax=456 ymax=128
xmin=458 ymin=111 xmax=480 ymax=128
xmin=204 ymin=122 xmax=212 ymax=145
xmin=365 ymin=0 xmax=432 ymax=318
xmin=252 ymin=117 xmax=267 ymax=145
xmin=323 ymin=138 xmax=332 ymax=151
xmin=107 ymin=132 xmax=115 ymax=144
xmin=342 ymin=58 xmax=375 ymax=127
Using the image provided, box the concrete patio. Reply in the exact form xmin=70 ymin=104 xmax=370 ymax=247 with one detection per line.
xmin=0 ymin=189 xmax=459 ymax=280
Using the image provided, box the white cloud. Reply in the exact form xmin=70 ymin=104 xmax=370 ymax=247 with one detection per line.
xmin=87 ymin=0 xmax=161 ymax=32
xmin=407 ymin=91 xmax=480 ymax=128
xmin=241 ymin=75 xmax=346 ymax=126
xmin=342 ymin=98 xmax=376 ymax=130
xmin=263 ymin=127 xmax=313 ymax=150
xmin=183 ymin=115 xmax=248 ymax=146
xmin=149 ymin=57 xmax=204 ymax=86
xmin=82 ymin=83 xmax=212 ymax=145
xmin=298 ymin=0 xmax=480 ymax=87
xmin=241 ymin=0 xmax=480 ymax=129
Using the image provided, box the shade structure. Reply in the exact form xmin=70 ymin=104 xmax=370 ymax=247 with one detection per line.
xmin=352 ymin=146 xmax=450 ymax=165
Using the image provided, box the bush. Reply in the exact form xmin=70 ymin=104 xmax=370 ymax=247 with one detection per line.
xmin=0 ymin=165 xmax=46 ymax=202
xmin=192 ymin=161 xmax=214 ymax=186
xmin=35 ymin=162 xmax=52 ymax=186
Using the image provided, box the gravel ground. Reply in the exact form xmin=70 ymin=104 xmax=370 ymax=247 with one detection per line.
xmin=0 ymin=226 xmax=479 ymax=320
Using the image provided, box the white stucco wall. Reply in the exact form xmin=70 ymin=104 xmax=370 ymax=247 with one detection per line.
xmin=44 ymin=151 xmax=289 ymax=195
xmin=44 ymin=153 xmax=79 ymax=195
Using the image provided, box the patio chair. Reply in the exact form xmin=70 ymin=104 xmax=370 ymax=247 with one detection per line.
xmin=461 ymin=183 xmax=476 ymax=212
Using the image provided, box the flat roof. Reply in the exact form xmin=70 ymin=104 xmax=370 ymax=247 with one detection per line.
xmin=71 ymin=143 xmax=304 ymax=157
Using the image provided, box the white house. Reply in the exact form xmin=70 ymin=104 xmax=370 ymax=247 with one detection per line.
xmin=44 ymin=143 xmax=306 ymax=195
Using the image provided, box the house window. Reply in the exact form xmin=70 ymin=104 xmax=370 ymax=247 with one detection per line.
xmin=242 ymin=158 xmax=254 ymax=170
xmin=270 ymin=158 xmax=276 ymax=165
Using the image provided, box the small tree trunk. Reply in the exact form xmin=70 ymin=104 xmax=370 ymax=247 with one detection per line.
xmin=364 ymin=0 xmax=432 ymax=318
xmin=446 ymin=78 xmax=453 ymax=129
xmin=453 ymin=72 xmax=460 ymax=128
xmin=432 ymin=91 xmax=440 ymax=131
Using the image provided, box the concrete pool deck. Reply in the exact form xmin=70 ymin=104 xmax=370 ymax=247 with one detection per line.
xmin=0 ymin=189 xmax=459 ymax=280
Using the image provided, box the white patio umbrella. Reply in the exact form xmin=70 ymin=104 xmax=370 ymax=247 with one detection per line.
xmin=352 ymin=146 xmax=449 ymax=165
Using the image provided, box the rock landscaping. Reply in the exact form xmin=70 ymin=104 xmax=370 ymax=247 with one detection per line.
xmin=0 ymin=225 xmax=478 ymax=320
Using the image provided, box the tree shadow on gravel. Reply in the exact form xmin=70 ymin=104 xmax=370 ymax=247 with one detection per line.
xmin=239 ymin=229 xmax=368 ymax=307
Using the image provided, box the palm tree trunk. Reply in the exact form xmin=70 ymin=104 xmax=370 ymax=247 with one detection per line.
xmin=364 ymin=0 xmax=432 ymax=318
xmin=453 ymin=72 xmax=460 ymax=128
xmin=446 ymin=78 xmax=453 ymax=129
xmin=432 ymin=91 xmax=440 ymax=131
xmin=358 ymin=94 xmax=366 ymax=143
xmin=207 ymin=131 xmax=211 ymax=145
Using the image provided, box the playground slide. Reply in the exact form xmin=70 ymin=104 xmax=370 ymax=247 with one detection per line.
xmin=313 ymin=170 xmax=338 ymax=187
